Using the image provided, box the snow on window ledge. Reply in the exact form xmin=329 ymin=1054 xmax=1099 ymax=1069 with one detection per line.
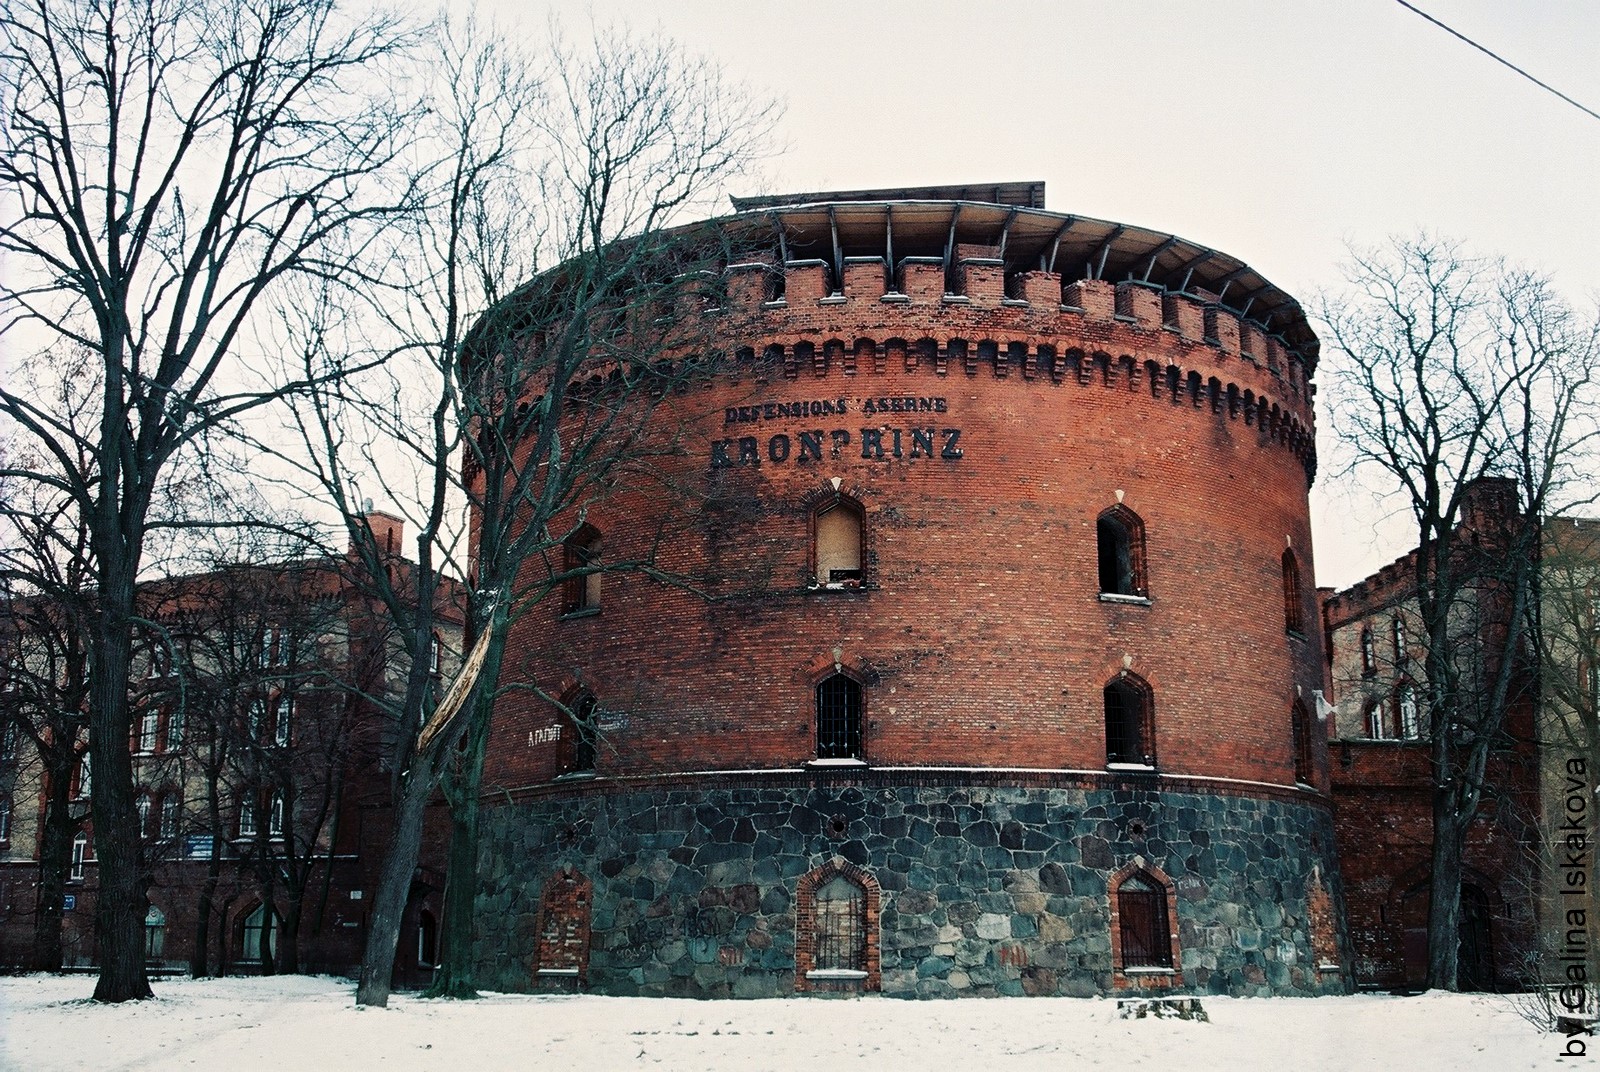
xmin=806 ymin=758 xmax=868 ymax=768
xmin=1122 ymin=966 xmax=1176 ymax=975
xmin=537 ymin=968 xmax=580 ymax=976
xmin=1098 ymin=593 xmax=1151 ymax=606
xmin=806 ymin=969 xmax=868 ymax=981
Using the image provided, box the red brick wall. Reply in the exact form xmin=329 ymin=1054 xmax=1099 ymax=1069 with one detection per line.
xmin=483 ymin=263 xmax=1327 ymax=798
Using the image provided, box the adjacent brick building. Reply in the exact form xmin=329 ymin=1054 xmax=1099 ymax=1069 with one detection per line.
xmin=0 ymin=513 xmax=460 ymax=983
xmin=1321 ymin=479 xmax=1539 ymax=991
xmin=470 ymin=183 xmax=1353 ymax=998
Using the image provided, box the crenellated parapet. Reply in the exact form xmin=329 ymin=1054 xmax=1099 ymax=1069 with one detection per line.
xmin=707 ymin=263 xmax=1318 ymax=482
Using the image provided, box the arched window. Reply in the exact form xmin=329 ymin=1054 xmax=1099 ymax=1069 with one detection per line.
xmin=144 ymin=905 xmax=166 ymax=961
xmin=1292 ymin=700 xmax=1315 ymax=785
xmin=1360 ymin=627 xmax=1376 ymax=676
xmin=1282 ymin=550 xmax=1304 ymax=633
xmin=1104 ymin=674 xmax=1155 ymax=767
xmin=1396 ymin=684 xmax=1420 ymax=739
xmin=568 ymin=693 xmax=597 ymax=774
xmin=1114 ymin=867 xmax=1175 ymax=971
xmin=429 ymin=632 xmax=442 ymax=676
xmin=1364 ymin=697 xmax=1391 ymax=740
xmin=1097 ymin=505 xmax=1147 ymax=598
xmin=1392 ymin=616 xmax=1408 ymax=664
xmin=796 ymin=860 xmax=880 ymax=991
xmin=562 ymin=525 xmax=602 ymax=615
xmin=814 ymin=498 xmax=864 ymax=586
xmin=816 ymin=674 xmax=863 ymax=760
xmin=814 ymin=873 xmax=867 ymax=973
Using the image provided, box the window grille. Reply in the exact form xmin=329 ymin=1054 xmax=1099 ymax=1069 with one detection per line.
xmin=1118 ymin=874 xmax=1172 ymax=968
xmin=1104 ymin=678 xmax=1152 ymax=766
xmin=815 ymin=675 xmax=862 ymax=759
xmin=813 ymin=875 xmax=867 ymax=972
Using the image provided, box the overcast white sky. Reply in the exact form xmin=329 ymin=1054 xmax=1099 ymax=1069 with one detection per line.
xmin=489 ymin=0 xmax=1600 ymax=589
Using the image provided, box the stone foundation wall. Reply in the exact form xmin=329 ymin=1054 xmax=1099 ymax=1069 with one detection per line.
xmin=473 ymin=779 xmax=1351 ymax=998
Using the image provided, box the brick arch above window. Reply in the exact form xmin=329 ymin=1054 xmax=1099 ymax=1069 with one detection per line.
xmin=795 ymin=857 xmax=880 ymax=993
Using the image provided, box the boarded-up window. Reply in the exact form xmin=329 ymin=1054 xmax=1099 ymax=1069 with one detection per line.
xmin=1117 ymin=873 xmax=1172 ymax=968
xmin=562 ymin=526 xmax=602 ymax=614
xmin=814 ymin=874 xmax=866 ymax=972
xmin=815 ymin=501 xmax=862 ymax=584
xmin=534 ymin=870 xmax=592 ymax=979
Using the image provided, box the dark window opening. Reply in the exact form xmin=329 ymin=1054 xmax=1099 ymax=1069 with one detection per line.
xmin=417 ymin=909 xmax=438 ymax=968
xmin=1360 ymin=627 xmax=1376 ymax=676
xmin=569 ymin=694 xmax=597 ymax=774
xmin=816 ymin=675 xmax=863 ymax=760
xmin=1118 ymin=872 xmax=1173 ymax=968
xmin=1104 ymin=677 xmax=1154 ymax=767
xmin=1097 ymin=506 xmax=1147 ymax=597
xmin=1282 ymin=550 xmax=1304 ymax=633
xmin=1292 ymin=701 xmax=1314 ymax=785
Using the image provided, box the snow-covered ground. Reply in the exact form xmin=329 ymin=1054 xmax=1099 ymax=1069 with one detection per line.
xmin=0 ymin=973 xmax=1567 ymax=1071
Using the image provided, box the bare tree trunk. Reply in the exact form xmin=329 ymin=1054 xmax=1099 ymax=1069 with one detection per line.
xmin=31 ymin=766 xmax=74 ymax=971
xmin=428 ymin=626 xmax=505 ymax=998
xmin=357 ymin=753 xmax=438 ymax=1007
xmin=1426 ymin=782 xmax=1463 ymax=990
xmin=191 ymin=847 xmax=222 ymax=978
xmin=88 ymin=573 xmax=153 ymax=1002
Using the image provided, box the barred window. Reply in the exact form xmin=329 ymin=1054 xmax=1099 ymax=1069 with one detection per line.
xmin=816 ymin=675 xmax=862 ymax=760
xmin=814 ymin=874 xmax=867 ymax=972
xmin=1118 ymin=871 xmax=1173 ymax=968
xmin=1104 ymin=675 xmax=1154 ymax=767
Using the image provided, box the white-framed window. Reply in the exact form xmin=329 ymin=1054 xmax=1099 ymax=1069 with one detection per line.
xmin=137 ymin=795 xmax=151 ymax=838
xmin=137 ymin=708 xmax=160 ymax=754
xmin=1398 ymin=686 xmax=1420 ymax=739
xmin=249 ymin=699 xmax=266 ymax=742
xmin=71 ymin=834 xmax=87 ymax=881
xmin=271 ymin=626 xmax=289 ymax=666
xmin=239 ymin=796 xmax=256 ymax=838
xmin=268 ymin=792 xmax=285 ymax=839
xmin=165 ymin=705 xmax=184 ymax=750
xmin=0 ymin=796 xmax=11 ymax=841
xmin=429 ymin=633 xmax=442 ymax=676
xmin=1 ymin=721 xmax=17 ymax=760
xmin=1393 ymin=616 xmax=1407 ymax=662
xmin=160 ymin=796 xmax=179 ymax=840
xmin=274 ymin=697 xmax=292 ymax=748
xmin=76 ymin=752 xmax=92 ymax=798
xmin=1360 ymin=627 xmax=1376 ymax=676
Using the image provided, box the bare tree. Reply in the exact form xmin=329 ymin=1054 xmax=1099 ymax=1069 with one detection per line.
xmin=271 ymin=19 xmax=775 ymax=1005
xmin=1321 ymin=235 xmax=1600 ymax=989
xmin=0 ymin=0 xmax=417 ymax=1000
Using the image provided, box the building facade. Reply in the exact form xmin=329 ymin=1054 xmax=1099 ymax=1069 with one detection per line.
xmin=1321 ymin=479 xmax=1539 ymax=991
xmin=470 ymin=184 xmax=1351 ymax=998
xmin=0 ymin=512 xmax=459 ymax=983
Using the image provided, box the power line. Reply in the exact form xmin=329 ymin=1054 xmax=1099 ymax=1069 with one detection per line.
xmin=1394 ymin=0 xmax=1600 ymax=124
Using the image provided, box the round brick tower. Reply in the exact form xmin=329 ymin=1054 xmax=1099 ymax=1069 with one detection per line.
xmin=473 ymin=183 xmax=1350 ymax=998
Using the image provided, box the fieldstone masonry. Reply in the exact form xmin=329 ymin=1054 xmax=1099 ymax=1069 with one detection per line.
xmin=474 ymin=779 xmax=1349 ymax=998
